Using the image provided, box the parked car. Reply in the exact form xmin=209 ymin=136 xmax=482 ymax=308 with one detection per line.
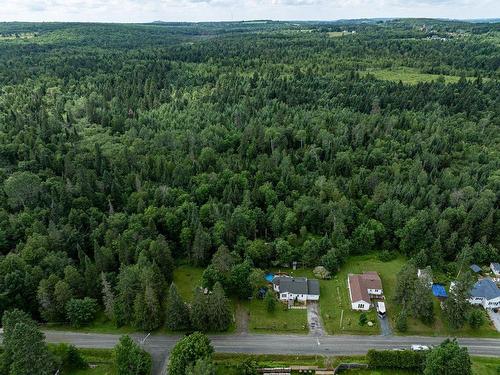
xmin=411 ymin=344 xmax=431 ymax=351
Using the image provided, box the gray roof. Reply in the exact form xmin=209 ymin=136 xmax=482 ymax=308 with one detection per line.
xmin=491 ymin=263 xmax=500 ymax=272
xmin=470 ymin=264 xmax=481 ymax=273
xmin=470 ymin=278 xmax=500 ymax=300
xmin=271 ymin=276 xmax=285 ymax=285
xmin=307 ymin=279 xmax=320 ymax=295
xmin=277 ymin=277 xmax=319 ymax=295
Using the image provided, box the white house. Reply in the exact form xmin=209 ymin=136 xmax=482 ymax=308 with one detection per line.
xmin=348 ymin=272 xmax=383 ymax=311
xmin=272 ymin=276 xmax=320 ymax=303
xmin=469 ymin=278 xmax=500 ymax=309
xmin=490 ymin=263 xmax=500 ymax=277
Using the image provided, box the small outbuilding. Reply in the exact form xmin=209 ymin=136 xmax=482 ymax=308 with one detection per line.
xmin=470 ymin=264 xmax=482 ymax=273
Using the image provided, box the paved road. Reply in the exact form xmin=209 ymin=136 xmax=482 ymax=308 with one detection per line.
xmin=1 ymin=331 xmax=499 ymax=374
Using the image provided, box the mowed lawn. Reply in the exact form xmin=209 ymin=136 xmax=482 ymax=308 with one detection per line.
xmin=394 ymin=293 xmax=500 ymax=338
xmin=320 ymin=255 xmax=405 ymax=335
xmin=172 ymin=265 xmax=204 ymax=302
xmin=247 ymin=298 xmax=308 ymax=334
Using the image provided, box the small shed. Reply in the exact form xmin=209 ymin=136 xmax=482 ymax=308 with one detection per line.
xmin=470 ymin=264 xmax=481 ymax=273
xmin=432 ymin=284 xmax=448 ymax=299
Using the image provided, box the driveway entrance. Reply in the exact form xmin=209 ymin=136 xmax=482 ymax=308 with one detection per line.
xmin=307 ymin=302 xmax=325 ymax=336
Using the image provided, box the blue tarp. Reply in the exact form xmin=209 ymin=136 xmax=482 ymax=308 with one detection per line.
xmin=432 ymin=284 xmax=448 ymax=298
xmin=265 ymin=273 xmax=274 ymax=282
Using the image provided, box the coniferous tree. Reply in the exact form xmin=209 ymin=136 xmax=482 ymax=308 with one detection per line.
xmin=443 ymin=273 xmax=474 ymax=329
xmin=2 ymin=309 xmax=53 ymax=375
xmin=208 ymin=282 xmax=232 ymax=332
xmin=101 ymin=272 xmax=115 ymax=321
xmin=191 ymin=289 xmax=210 ymax=332
xmin=165 ymin=283 xmax=190 ymax=331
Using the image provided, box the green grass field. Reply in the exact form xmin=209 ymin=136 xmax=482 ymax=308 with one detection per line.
xmin=320 ymin=255 xmax=405 ymax=335
xmin=247 ymin=299 xmax=308 ymax=334
xmin=327 ymin=31 xmax=345 ymax=38
xmin=43 ymin=311 xmax=136 ymax=335
xmin=68 ymin=348 xmax=115 ymax=375
xmin=360 ymin=67 xmax=471 ymax=84
xmin=173 ymin=265 xmax=204 ymax=302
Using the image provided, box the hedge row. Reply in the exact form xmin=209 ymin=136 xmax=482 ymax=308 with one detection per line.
xmin=367 ymin=349 xmax=426 ymax=370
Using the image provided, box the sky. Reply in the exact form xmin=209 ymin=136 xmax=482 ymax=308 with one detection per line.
xmin=2 ymin=0 xmax=499 ymax=23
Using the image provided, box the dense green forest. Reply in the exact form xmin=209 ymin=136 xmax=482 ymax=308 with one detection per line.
xmin=0 ymin=19 xmax=498 ymax=331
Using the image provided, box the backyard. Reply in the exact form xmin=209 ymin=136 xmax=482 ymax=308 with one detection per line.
xmin=319 ymin=255 xmax=405 ymax=335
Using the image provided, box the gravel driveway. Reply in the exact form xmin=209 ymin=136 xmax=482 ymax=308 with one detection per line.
xmin=487 ymin=309 xmax=500 ymax=332
xmin=377 ymin=314 xmax=392 ymax=336
xmin=307 ymin=302 xmax=325 ymax=336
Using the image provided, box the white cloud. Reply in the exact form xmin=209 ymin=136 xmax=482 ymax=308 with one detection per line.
xmin=1 ymin=0 xmax=498 ymax=22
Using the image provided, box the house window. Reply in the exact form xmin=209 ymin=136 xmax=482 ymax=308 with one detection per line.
xmin=358 ymin=303 xmax=365 ymax=309
xmin=281 ymin=293 xmax=287 ymax=298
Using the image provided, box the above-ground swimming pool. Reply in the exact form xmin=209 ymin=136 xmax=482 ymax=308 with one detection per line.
xmin=265 ymin=273 xmax=274 ymax=282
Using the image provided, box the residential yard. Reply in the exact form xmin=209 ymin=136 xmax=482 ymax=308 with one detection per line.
xmin=395 ymin=299 xmax=500 ymax=338
xmin=320 ymin=255 xmax=405 ymax=335
xmin=247 ymin=298 xmax=308 ymax=334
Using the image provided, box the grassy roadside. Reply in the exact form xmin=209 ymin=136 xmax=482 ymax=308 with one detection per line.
xmin=68 ymin=348 xmax=115 ymax=375
xmin=212 ymin=353 xmax=500 ymax=375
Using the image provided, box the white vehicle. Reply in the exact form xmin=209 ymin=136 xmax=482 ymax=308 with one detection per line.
xmin=411 ymin=345 xmax=430 ymax=351
xmin=376 ymin=302 xmax=386 ymax=317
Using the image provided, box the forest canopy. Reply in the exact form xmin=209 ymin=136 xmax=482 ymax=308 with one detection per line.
xmin=0 ymin=19 xmax=498 ymax=329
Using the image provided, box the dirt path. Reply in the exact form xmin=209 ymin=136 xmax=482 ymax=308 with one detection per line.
xmin=235 ymin=302 xmax=249 ymax=335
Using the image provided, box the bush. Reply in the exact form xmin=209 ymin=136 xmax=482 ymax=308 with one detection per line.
xmin=367 ymin=349 xmax=426 ymax=370
xmin=66 ymin=297 xmax=98 ymax=327
xmin=424 ymin=339 xmax=471 ymax=375
xmin=468 ymin=309 xmax=485 ymax=329
xmin=313 ymin=266 xmax=331 ymax=280
xmin=359 ymin=313 xmax=368 ymax=326
xmin=265 ymin=291 xmax=277 ymax=313
xmin=396 ymin=310 xmax=408 ymax=332
xmin=168 ymin=332 xmax=214 ymax=375
xmin=237 ymin=358 xmax=258 ymax=375
xmin=50 ymin=343 xmax=88 ymax=373
xmin=115 ymin=335 xmax=152 ymax=375
xmin=377 ymin=250 xmax=396 ymax=262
